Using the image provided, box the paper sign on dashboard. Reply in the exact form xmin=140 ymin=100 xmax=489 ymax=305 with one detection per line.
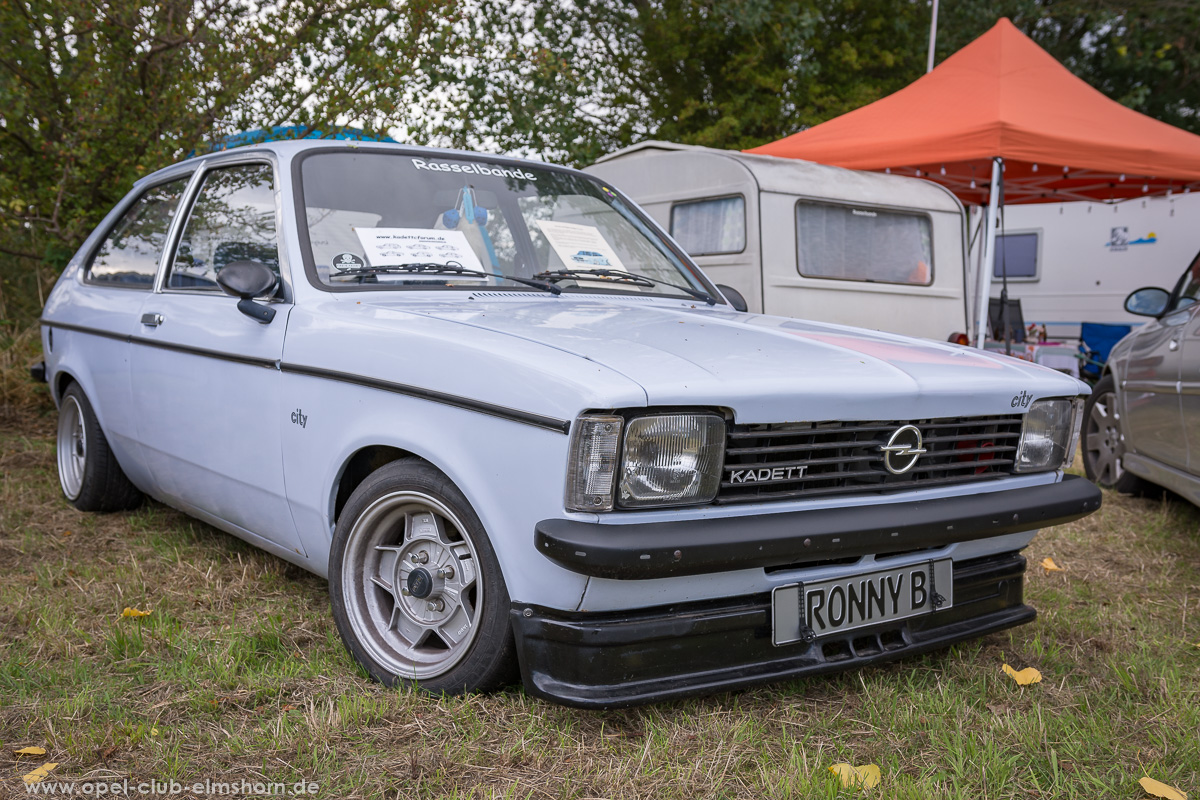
xmin=353 ymin=228 xmax=486 ymax=276
xmin=537 ymin=221 xmax=627 ymax=273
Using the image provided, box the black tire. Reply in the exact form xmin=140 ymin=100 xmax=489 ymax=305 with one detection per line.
xmin=1082 ymin=374 xmax=1152 ymax=494
xmin=329 ymin=458 xmax=518 ymax=694
xmin=56 ymin=382 xmax=143 ymax=512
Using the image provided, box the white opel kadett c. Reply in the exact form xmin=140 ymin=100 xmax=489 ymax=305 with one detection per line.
xmin=35 ymin=140 xmax=1101 ymax=707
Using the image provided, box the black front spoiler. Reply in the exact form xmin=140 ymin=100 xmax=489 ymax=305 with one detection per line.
xmin=535 ymin=475 xmax=1100 ymax=579
xmin=512 ymin=552 xmax=1033 ymax=709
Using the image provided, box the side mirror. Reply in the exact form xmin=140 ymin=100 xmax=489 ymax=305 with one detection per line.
xmin=217 ymin=261 xmax=278 ymax=324
xmin=1124 ymin=286 xmax=1170 ymax=317
xmin=716 ymin=283 xmax=749 ymax=312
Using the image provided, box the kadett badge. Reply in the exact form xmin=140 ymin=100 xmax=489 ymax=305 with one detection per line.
xmin=880 ymin=425 xmax=926 ymax=474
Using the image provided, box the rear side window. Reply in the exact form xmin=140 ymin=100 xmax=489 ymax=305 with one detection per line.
xmin=795 ymin=202 xmax=933 ymax=286
xmin=670 ymin=196 xmax=745 ymax=255
xmin=87 ymin=178 xmax=189 ymax=287
xmin=168 ymin=164 xmax=279 ymax=292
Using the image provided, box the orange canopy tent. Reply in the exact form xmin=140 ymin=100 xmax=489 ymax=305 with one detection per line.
xmin=748 ymin=18 xmax=1200 ymax=345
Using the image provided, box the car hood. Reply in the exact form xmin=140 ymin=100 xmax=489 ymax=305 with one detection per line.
xmin=354 ymin=294 xmax=1085 ymax=423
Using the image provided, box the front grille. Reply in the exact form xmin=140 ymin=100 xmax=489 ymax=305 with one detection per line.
xmin=717 ymin=415 xmax=1023 ymax=505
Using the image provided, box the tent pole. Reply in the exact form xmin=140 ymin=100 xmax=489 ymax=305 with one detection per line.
xmin=927 ymin=0 xmax=940 ymax=73
xmin=975 ymin=157 xmax=1002 ymax=348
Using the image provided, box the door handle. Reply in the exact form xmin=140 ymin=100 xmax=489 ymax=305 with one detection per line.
xmin=140 ymin=313 xmax=164 ymax=327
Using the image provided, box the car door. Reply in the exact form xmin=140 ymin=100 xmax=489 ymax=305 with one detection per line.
xmin=53 ymin=176 xmax=192 ymax=491
xmin=1173 ymin=252 xmax=1200 ymax=474
xmin=1122 ymin=267 xmax=1193 ymax=471
xmin=131 ymin=160 xmax=304 ymax=555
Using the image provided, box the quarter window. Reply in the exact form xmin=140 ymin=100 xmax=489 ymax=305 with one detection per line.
xmin=795 ymin=202 xmax=933 ymax=286
xmin=670 ymin=196 xmax=746 ymax=255
xmin=168 ymin=164 xmax=280 ymax=292
xmin=993 ymin=232 xmax=1039 ymax=279
xmin=87 ymin=178 xmax=189 ymax=287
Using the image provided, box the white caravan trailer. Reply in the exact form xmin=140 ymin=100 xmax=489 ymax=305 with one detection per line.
xmin=586 ymin=142 xmax=970 ymax=340
xmin=972 ymin=192 xmax=1200 ymax=341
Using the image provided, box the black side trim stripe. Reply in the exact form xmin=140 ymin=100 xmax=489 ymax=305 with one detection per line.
xmin=281 ymin=363 xmax=572 ymax=434
xmin=41 ymin=319 xmax=277 ymax=369
xmin=40 ymin=319 xmax=127 ymax=343
xmin=42 ymin=319 xmax=572 ymax=434
xmin=130 ymin=336 xmax=278 ymax=369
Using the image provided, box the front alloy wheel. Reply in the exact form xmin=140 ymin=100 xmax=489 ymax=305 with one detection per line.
xmin=329 ymin=460 xmax=517 ymax=693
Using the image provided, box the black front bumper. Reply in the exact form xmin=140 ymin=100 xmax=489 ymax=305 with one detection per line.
xmin=512 ymin=552 xmax=1034 ymax=708
xmin=535 ymin=475 xmax=1101 ymax=579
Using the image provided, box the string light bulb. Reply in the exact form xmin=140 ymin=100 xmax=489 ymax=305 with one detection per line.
xmin=1031 ymin=163 xmax=1038 ymax=172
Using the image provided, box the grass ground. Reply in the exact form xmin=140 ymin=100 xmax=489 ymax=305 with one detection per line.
xmin=1 ymin=412 xmax=1198 ymax=799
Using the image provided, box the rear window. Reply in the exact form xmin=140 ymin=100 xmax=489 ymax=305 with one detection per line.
xmin=795 ymin=202 xmax=933 ymax=286
xmin=87 ymin=178 xmax=190 ymax=288
xmin=670 ymin=196 xmax=745 ymax=255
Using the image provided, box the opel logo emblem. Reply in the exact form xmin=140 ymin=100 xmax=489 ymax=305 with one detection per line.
xmin=880 ymin=424 xmax=927 ymax=474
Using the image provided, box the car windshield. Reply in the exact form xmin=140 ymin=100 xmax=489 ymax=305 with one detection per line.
xmin=298 ymin=150 xmax=714 ymax=299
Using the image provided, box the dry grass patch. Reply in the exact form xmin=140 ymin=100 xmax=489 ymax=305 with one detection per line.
xmin=1 ymin=417 xmax=1198 ymax=799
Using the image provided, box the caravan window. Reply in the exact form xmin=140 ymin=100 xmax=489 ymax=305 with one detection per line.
xmin=993 ymin=232 xmax=1039 ymax=279
xmin=795 ymin=202 xmax=932 ymax=286
xmin=670 ymin=195 xmax=746 ymax=255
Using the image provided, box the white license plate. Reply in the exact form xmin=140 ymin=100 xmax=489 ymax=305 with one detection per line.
xmin=772 ymin=559 xmax=954 ymax=646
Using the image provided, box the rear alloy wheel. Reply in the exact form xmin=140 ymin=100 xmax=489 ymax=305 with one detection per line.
xmin=1082 ymin=374 xmax=1150 ymax=494
xmin=329 ymin=460 xmax=517 ymax=694
xmin=56 ymin=383 xmax=143 ymax=512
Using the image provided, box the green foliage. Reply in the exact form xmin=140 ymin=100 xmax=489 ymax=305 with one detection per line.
xmin=434 ymin=0 xmax=1200 ymax=168
xmin=429 ymin=0 xmax=931 ymax=165
xmin=0 ymin=0 xmax=457 ymax=323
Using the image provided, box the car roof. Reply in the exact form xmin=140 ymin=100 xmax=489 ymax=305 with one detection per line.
xmin=135 ymin=139 xmax=564 ymax=188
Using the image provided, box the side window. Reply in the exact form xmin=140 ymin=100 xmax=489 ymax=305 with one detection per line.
xmin=993 ymin=232 xmax=1039 ymax=279
xmin=670 ymin=196 xmax=746 ymax=255
xmin=87 ymin=178 xmax=189 ymax=287
xmin=167 ymin=164 xmax=280 ymax=292
xmin=795 ymin=202 xmax=933 ymax=286
xmin=1172 ymin=252 xmax=1200 ymax=312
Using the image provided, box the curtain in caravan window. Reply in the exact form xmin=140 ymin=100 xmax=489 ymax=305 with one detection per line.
xmin=795 ymin=203 xmax=933 ymax=285
xmin=670 ymin=196 xmax=745 ymax=255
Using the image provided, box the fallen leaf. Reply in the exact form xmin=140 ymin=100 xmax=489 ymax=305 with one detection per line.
xmin=829 ymin=763 xmax=881 ymax=789
xmin=61 ymin=530 xmax=72 ymax=537
xmin=151 ymin=727 xmax=159 ymax=737
xmin=121 ymin=607 xmax=151 ymax=618
xmin=15 ymin=746 xmax=46 ymax=756
xmin=1002 ymin=664 xmax=1042 ymax=685
xmin=1139 ymin=776 xmax=1187 ymax=800
xmin=1041 ymin=557 xmax=1063 ymax=573
xmin=22 ymin=762 xmax=59 ymax=785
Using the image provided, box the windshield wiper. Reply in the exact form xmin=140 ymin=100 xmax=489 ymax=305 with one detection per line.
xmin=332 ymin=262 xmax=561 ymax=295
xmin=533 ymin=268 xmax=715 ymax=305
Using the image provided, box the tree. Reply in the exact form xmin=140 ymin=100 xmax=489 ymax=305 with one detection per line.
xmin=428 ymin=0 xmax=931 ymax=166
xmin=0 ymin=0 xmax=456 ymax=320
